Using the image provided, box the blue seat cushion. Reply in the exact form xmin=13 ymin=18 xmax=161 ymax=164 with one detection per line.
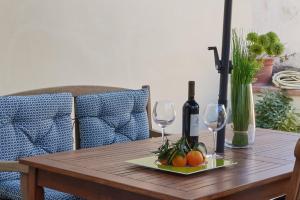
xmin=76 ymin=88 xmax=149 ymax=148
xmin=0 ymin=93 xmax=73 ymax=181
xmin=0 ymin=180 xmax=81 ymax=200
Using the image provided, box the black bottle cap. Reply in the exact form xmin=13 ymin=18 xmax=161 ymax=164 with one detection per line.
xmin=188 ymin=81 xmax=195 ymax=98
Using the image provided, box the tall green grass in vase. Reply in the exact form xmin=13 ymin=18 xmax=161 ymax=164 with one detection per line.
xmin=231 ymin=31 xmax=260 ymax=147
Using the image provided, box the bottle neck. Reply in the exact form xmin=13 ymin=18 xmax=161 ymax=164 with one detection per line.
xmin=188 ymin=96 xmax=195 ymax=101
xmin=188 ymin=81 xmax=195 ymax=100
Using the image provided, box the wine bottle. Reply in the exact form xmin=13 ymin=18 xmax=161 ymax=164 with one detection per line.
xmin=182 ymin=81 xmax=200 ymax=147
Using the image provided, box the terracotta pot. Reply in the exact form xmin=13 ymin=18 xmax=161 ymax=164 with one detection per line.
xmin=254 ymin=58 xmax=274 ymax=84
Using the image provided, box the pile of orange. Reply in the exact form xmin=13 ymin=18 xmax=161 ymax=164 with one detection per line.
xmin=171 ymin=150 xmax=205 ymax=167
xmin=154 ymin=137 xmax=206 ymax=167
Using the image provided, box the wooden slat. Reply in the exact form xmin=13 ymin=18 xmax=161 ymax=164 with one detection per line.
xmin=37 ymin=169 xmax=162 ymax=200
xmin=216 ymin=178 xmax=290 ymax=200
xmin=0 ymin=161 xmax=29 ymax=173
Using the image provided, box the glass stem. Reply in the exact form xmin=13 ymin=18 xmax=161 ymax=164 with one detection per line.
xmin=212 ymin=130 xmax=217 ymax=157
xmin=161 ymin=127 xmax=165 ymax=143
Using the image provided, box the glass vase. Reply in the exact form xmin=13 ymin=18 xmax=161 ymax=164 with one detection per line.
xmin=225 ymin=84 xmax=255 ymax=148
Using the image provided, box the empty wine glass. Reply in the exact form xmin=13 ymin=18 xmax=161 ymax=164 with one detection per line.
xmin=203 ymin=103 xmax=227 ymax=158
xmin=153 ymin=101 xmax=176 ymax=143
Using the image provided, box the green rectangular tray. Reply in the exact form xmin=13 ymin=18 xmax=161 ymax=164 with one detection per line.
xmin=127 ymin=156 xmax=237 ymax=175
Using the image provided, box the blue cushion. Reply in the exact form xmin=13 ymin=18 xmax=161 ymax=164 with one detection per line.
xmin=0 ymin=93 xmax=73 ymax=181
xmin=0 ymin=180 xmax=81 ymax=200
xmin=76 ymin=89 xmax=149 ymax=148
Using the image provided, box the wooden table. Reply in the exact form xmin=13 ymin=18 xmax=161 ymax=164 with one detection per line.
xmin=20 ymin=129 xmax=299 ymax=200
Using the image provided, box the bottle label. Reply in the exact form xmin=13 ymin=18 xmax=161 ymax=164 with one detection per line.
xmin=190 ymin=114 xmax=200 ymax=136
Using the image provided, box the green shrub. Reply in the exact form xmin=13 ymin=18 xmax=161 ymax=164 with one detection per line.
xmin=246 ymin=31 xmax=284 ymax=57
xmin=255 ymin=91 xmax=300 ymax=133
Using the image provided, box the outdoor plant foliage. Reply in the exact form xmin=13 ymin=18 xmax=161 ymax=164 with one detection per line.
xmin=246 ymin=31 xmax=284 ymax=59
xmin=255 ymin=91 xmax=300 ymax=133
xmin=231 ymin=30 xmax=260 ymax=146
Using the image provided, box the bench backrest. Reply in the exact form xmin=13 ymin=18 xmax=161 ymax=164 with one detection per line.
xmin=8 ymin=85 xmax=152 ymax=149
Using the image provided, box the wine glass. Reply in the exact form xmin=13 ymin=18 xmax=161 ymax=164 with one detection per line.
xmin=203 ymin=103 xmax=227 ymax=158
xmin=153 ymin=101 xmax=176 ymax=143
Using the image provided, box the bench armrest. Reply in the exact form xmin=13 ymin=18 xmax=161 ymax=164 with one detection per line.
xmin=0 ymin=161 xmax=29 ymax=173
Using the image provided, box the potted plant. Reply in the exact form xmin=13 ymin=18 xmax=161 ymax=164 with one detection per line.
xmin=246 ymin=31 xmax=285 ymax=84
xmin=226 ymin=31 xmax=260 ymax=148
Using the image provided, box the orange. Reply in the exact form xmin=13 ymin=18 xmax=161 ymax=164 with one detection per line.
xmin=187 ymin=150 xmax=204 ymax=167
xmin=172 ymin=155 xmax=187 ymax=167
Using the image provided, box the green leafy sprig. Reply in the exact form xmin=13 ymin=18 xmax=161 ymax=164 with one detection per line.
xmin=153 ymin=137 xmax=207 ymax=165
xmin=231 ymin=30 xmax=260 ymax=146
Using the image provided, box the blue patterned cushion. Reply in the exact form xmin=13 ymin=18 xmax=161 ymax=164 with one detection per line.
xmin=0 ymin=93 xmax=73 ymax=181
xmin=0 ymin=180 xmax=81 ymax=200
xmin=76 ymin=89 xmax=149 ymax=148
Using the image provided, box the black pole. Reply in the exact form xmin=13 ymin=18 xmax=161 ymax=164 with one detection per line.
xmin=216 ymin=0 xmax=233 ymax=154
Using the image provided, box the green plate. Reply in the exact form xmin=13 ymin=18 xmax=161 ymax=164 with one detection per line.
xmin=127 ymin=156 xmax=237 ymax=175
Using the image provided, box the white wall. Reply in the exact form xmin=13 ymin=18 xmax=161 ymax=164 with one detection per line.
xmin=0 ymin=0 xmax=255 ymax=134
xmin=251 ymin=0 xmax=300 ymax=68
xmin=251 ymin=0 xmax=300 ymax=112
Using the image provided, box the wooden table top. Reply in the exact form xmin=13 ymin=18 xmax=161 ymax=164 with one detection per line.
xmin=20 ymin=129 xmax=299 ymax=200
